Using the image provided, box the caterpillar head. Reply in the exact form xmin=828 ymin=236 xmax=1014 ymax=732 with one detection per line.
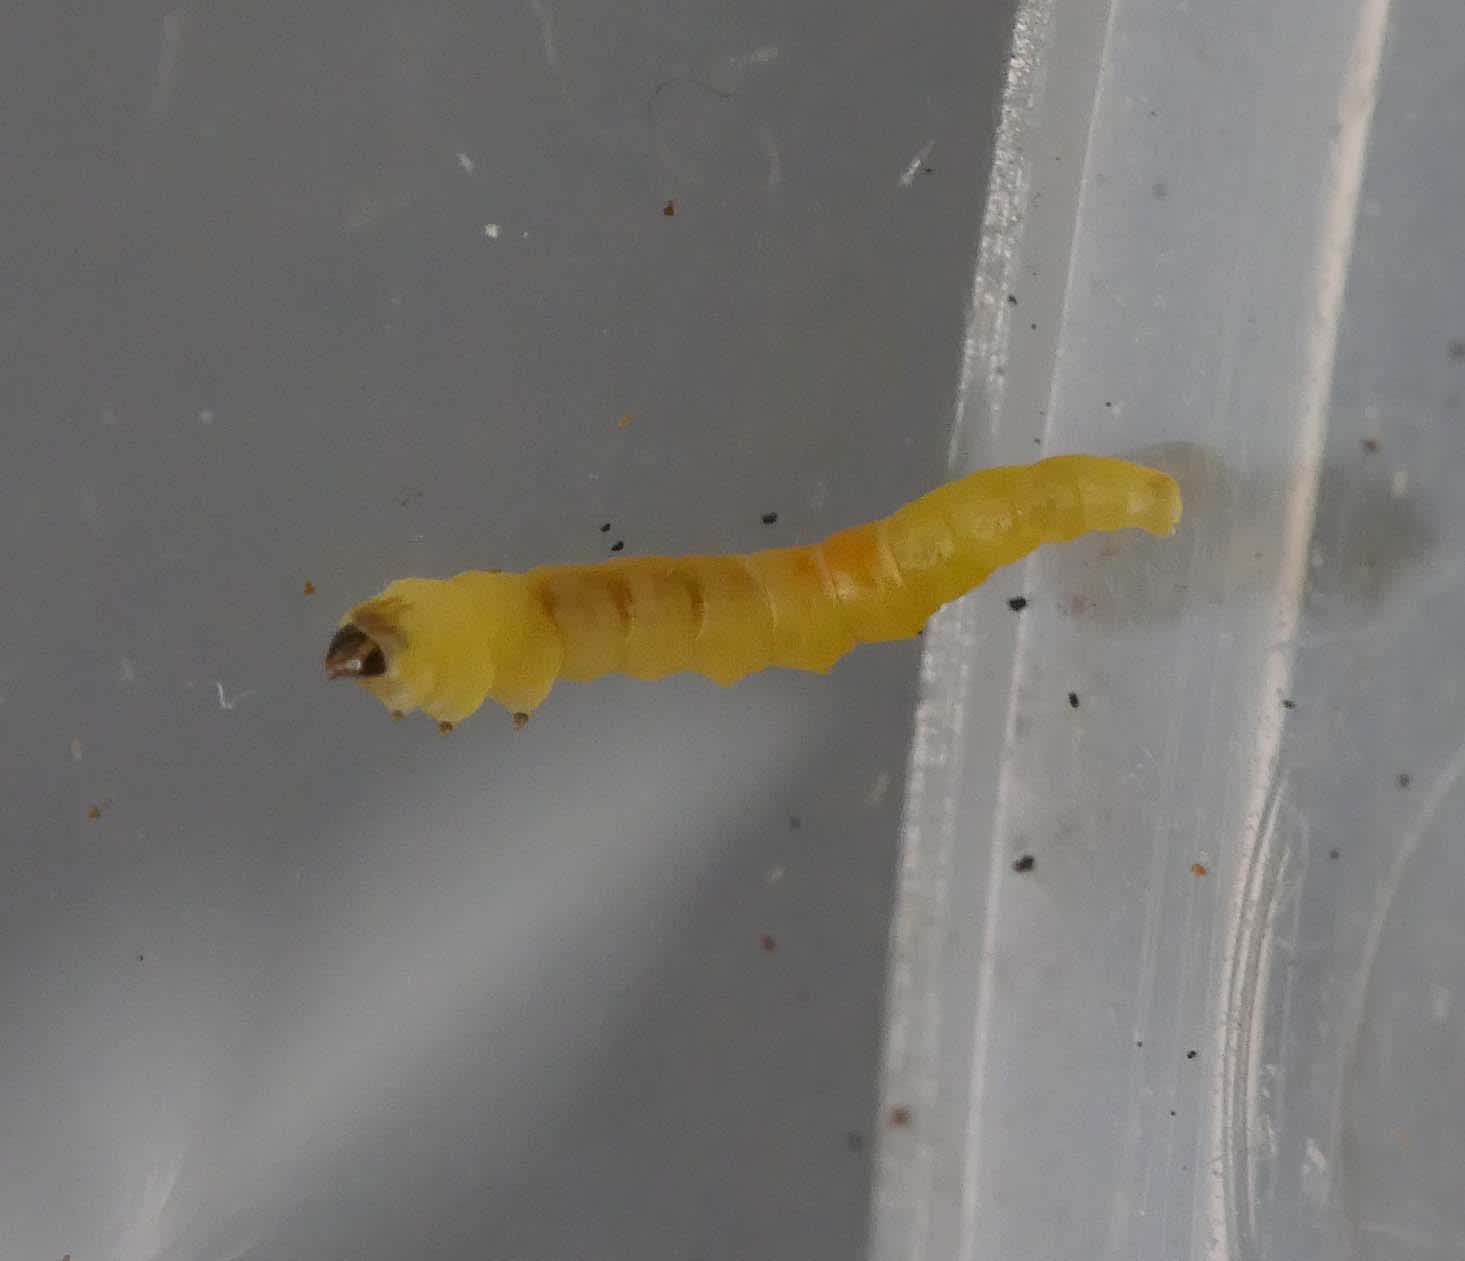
xmin=324 ymin=588 xmax=449 ymax=719
xmin=325 ymin=574 xmax=561 ymax=726
xmin=324 ymin=624 xmax=386 ymax=680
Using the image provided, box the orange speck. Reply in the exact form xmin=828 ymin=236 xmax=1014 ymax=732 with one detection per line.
xmin=617 ymin=413 xmax=633 ymax=428
xmin=303 ymin=580 xmax=316 ymax=595
xmin=87 ymin=805 xmax=102 ymax=820
xmin=1191 ymin=862 xmax=1208 ymax=877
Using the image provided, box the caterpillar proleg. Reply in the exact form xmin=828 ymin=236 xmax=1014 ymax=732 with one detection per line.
xmin=325 ymin=455 xmax=1182 ymax=727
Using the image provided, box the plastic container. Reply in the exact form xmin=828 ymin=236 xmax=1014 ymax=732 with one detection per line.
xmin=873 ymin=0 xmax=1465 ymax=1258
xmin=6 ymin=1 xmax=1460 ymax=1258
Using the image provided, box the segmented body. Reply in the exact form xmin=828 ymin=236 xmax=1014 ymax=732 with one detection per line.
xmin=328 ymin=455 xmax=1182 ymax=726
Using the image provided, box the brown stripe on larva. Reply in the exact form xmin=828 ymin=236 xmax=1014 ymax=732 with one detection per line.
xmin=735 ymin=554 xmax=779 ymax=636
xmin=675 ymin=569 xmax=707 ymax=641
xmin=872 ymin=519 xmax=908 ymax=593
xmin=602 ymin=572 xmax=634 ymax=641
xmin=808 ymin=540 xmax=846 ymax=629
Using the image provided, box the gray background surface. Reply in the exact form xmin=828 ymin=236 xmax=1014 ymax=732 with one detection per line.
xmin=2 ymin=3 xmax=1017 ymax=1259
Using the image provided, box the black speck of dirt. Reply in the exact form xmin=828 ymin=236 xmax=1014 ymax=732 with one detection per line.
xmin=760 ymin=934 xmax=777 ymax=953
xmin=1186 ymin=1049 xmax=1198 ymax=1060
xmin=1007 ymin=595 xmax=1029 ymax=612
xmin=610 ymin=540 xmax=625 ymax=552
xmin=136 ymin=953 xmax=145 ymax=962
xmin=889 ymin=1105 xmax=912 ymax=1128
xmin=1282 ymin=698 xmax=1297 ymax=710
xmin=1136 ymin=1040 xmax=1144 ymax=1048
xmin=1068 ymin=691 xmax=1081 ymax=709
xmin=1152 ymin=180 xmax=1169 ymax=200
xmin=1362 ymin=436 xmax=1380 ymax=453
xmin=788 ymin=814 xmax=802 ymax=831
xmin=1449 ymin=338 xmax=1465 ymax=361
xmin=662 ymin=199 xmax=676 ymax=217
xmin=846 ymin=1131 xmax=865 ymax=1153
xmin=1104 ymin=400 xmax=1113 ymax=409
xmin=1012 ymin=853 xmax=1036 ymax=874
xmin=1169 ymin=1109 xmax=1177 ymax=1117
xmin=600 ymin=522 xmax=611 ymax=533
xmin=1006 ymin=294 xmax=1018 ymax=306
xmin=923 ymin=165 xmax=934 ymax=175
xmin=1029 ymin=322 xmax=1038 ymax=331
xmin=1328 ymin=848 xmax=1341 ymax=860
xmin=761 ymin=511 xmax=779 ymax=525
xmin=1397 ymin=771 xmax=1412 ymax=789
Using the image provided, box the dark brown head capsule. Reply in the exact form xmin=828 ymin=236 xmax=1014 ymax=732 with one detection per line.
xmin=324 ymin=624 xmax=387 ymax=679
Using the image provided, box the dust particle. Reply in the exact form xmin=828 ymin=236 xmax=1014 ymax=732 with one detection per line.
xmin=788 ymin=814 xmax=802 ymax=830
xmin=1191 ymin=862 xmax=1208 ymax=877
xmin=889 ymin=1105 xmax=912 ymax=1127
xmin=1328 ymin=848 xmax=1340 ymax=860
xmin=662 ymin=199 xmax=676 ymax=217
xmin=600 ymin=522 xmax=612 ymax=532
xmin=1361 ymin=437 xmax=1380 ymax=453
xmin=1282 ymin=698 xmax=1297 ymax=710
xmin=438 ymin=720 xmax=455 ymax=735
xmin=512 ymin=711 xmax=530 ymax=730
xmin=1006 ymin=294 xmax=1018 ymax=306
xmin=1068 ymin=691 xmax=1081 ymax=709
xmin=1186 ymin=1049 xmax=1198 ymax=1060
xmin=610 ymin=540 xmax=625 ymax=552
xmin=760 ymin=511 xmax=779 ymax=525
xmin=1012 ymin=853 xmax=1036 ymax=873
xmin=1396 ymin=771 xmax=1412 ymax=789
xmin=1007 ymin=595 xmax=1028 ymax=612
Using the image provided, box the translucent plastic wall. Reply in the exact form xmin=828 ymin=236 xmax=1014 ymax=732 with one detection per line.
xmin=874 ymin=0 xmax=1465 ymax=1259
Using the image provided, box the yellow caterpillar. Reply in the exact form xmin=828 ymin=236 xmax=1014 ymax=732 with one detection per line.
xmin=325 ymin=455 xmax=1182 ymax=729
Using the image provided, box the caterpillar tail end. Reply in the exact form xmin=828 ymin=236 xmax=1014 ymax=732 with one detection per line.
xmin=1136 ymin=467 xmax=1184 ymax=537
